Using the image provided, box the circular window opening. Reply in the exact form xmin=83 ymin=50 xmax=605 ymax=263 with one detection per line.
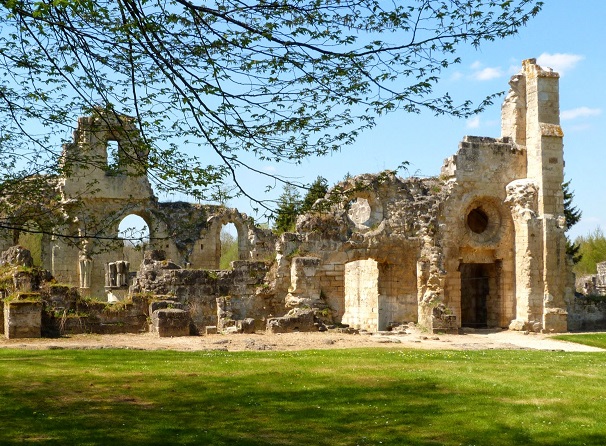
xmin=467 ymin=208 xmax=489 ymax=234
xmin=347 ymin=197 xmax=372 ymax=227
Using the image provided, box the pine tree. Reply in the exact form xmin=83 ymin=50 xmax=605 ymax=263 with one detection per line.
xmin=273 ymin=184 xmax=302 ymax=234
xmin=300 ymin=176 xmax=329 ymax=214
xmin=563 ymin=180 xmax=582 ymax=264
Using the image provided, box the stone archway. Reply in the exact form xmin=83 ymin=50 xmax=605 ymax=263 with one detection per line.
xmin=118 ymin=214 xmax=150 ymax=267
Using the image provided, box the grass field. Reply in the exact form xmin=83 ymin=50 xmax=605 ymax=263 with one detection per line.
xmin=1 ymin=347 xmax=605 ymax=445
xmin=553 ymin=333 xmax=606 ymax=349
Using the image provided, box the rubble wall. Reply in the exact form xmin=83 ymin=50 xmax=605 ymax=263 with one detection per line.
xmin=131 ymin=256 xmax=273 ymax=331
xmin=567 ymin=297 xmax=606 ymax=331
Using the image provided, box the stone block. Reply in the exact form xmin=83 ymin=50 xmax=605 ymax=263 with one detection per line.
xmin=266 ymin=309 xmax=317 ymax=333
xmin=205 ymin=325 xmax=218 ymax=335
xmin=237 ymin=318 xmax=256 ymax=334
xmin=151 ymin=308 xmax=190 ymax=337
xmin=4 ymin=300 xmax=42 ymax=339
xmin=543 ymin=309 xmax=568 ymax=333
xmin=149 ymin=299 xmax=183 ymax=314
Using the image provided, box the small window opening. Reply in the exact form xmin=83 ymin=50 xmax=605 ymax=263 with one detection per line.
xmin=106 ymin=140 xmax=121 ymax=174
xmin=219 ymin=223 xmax=238 ymax=270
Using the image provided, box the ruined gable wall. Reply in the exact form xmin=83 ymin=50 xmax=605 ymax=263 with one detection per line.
xmin=438 ymin=136 xmax=523 ymax=328
xmin=60 ymin=113 xmax=154 ymax=202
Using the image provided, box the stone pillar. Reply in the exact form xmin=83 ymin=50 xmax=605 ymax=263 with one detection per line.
xmin=285 ymin=257 xmax=322 ymax=308
xmin=342 ymin=259 xmax=379 ymax=331
xmin=506 ymin=180 xmax=544 ymax=328
xmin=501 ymin=73 xmax=527 ymax=146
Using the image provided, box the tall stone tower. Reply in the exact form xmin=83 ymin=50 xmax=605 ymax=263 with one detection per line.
xmin=502 ymin=59 xmax=569 ymax=332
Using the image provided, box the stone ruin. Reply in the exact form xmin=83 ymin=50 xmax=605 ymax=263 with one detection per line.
xmin=0 ymin=59 xmax=580 ymax=338
xmin=576 ymin=262 xmax=606 ymax=296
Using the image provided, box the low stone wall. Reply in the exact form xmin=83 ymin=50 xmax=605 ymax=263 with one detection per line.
xmin=41 ymin=293 xmax=150 ymax=336
xmin=567 ymin=296 xmax=606 ymax=331
xmin=131 ymin=256 xmax=275 ymax=332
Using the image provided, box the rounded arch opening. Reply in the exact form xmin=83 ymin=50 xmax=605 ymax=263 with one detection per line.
xmin=118 ymin=214 xmax=150 ymax=266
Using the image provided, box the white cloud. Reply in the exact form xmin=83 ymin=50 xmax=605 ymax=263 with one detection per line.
xmin=466 ymin=116 xmax=481 ymax=129
xmin=450 ymin=71 xmax=464 ymax=81
xmin=473 ymin=67 xmax=504 ymax=81
xmin=468 ymin=61 xmax=504 ymax=81
xmin=561 ymin=107 xmax=602 ymax=121
xmin=536 ymin=53 xmax=584 ymax=75
xmin=263 ymin=165 xmax=277 ymax=173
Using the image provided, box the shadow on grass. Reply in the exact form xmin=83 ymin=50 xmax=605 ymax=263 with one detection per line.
xmin=0 ymin=349 xmax=605 ymax=445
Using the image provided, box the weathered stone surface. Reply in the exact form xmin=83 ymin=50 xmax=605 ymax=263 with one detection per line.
xmin=0 ymin=246 xmax=34 ymax=268
xmin=149 ymin=299 xmax=183 ymax=314
xmin=568 ymin=297 xmax=606 ymax=331
xmin=430 ymin=304 xmax=458 ymax=334
xmin=151 ymin=308 xmax=190 ymax=337
xmin=266 ymin=308 xmax=318 ymax=334
xmin=238 ymin=318 xmax=256 ymax=334
xmin=4 ymin=299 xmax=42 ymax=339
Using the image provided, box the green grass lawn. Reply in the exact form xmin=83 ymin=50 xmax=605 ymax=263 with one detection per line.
xmin=1 ymin=348 xmax=605 ymax=445
xmin=553 ymin=333 xmax=606 ymax=349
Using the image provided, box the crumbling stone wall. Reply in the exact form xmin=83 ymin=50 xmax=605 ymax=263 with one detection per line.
xmin=567 ymin=297 xmax=606 ymax=331
xmin=0 ymin=59 xmax=576 ymax=335
xmin=130 ymin=251 xmax=274 ymax=331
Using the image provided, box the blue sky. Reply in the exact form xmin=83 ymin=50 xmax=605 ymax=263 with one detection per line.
xmin=161 ymin=1 xmax=605 ymax=240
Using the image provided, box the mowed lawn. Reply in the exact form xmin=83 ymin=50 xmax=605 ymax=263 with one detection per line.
xmin=1 ymin=347 xmax=605 ymax=445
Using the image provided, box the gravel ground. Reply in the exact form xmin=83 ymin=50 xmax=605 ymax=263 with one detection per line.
xmin=0 ymin=328 xmax=602 ymax=352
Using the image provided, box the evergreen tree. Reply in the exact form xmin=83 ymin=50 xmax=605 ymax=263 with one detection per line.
xmin=300 ymin=177 xmax=329 ymax=214
xmin=563 ymin=180 xmax=582 ymax=264
xmin=273 ymin=185 xmax=302 ymax=234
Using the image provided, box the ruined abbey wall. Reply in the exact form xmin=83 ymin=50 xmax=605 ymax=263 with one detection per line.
xmin=1 ymin=59 xmax=576 ymax=336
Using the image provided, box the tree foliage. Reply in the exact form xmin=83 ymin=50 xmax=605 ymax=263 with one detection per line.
xmin=300 ymin=176 xmax=329 ymax=214
xmin=273 ymin=184 xmax=301 ymax=234
xmin=0 ymin=0 xmax=543 ymax=237
xmin=563 ymin=180 xmax=582 ymax=264
xmin=574 ymin=228 xmax=606 ymax=276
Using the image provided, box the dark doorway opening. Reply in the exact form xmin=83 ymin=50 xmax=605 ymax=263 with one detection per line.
xmin=460 ymin=263 xmax=494 ymax=328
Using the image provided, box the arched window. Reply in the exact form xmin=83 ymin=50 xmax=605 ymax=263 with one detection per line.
xmin=118 ymin=214 xmax=150 ymax=267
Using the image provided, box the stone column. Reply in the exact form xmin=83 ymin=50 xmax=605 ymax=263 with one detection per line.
xmin=79 ymin=240 xmax=92 ymax=289
xmin=285 ymin=257 xmax=322 ymax=308
xmin=506 ymin=179 xmax=544 ymax=329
